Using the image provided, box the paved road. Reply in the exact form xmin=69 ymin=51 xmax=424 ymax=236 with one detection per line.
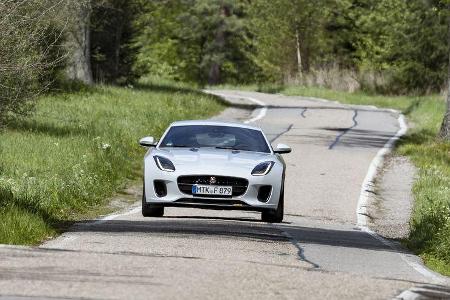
xmin=1 ymin=91 xmax=448 ymax=299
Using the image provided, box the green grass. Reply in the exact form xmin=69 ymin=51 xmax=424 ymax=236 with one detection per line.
xmin=0 ymin=78 xmax=225 ymax=245
xmin=209 ymin=83 xmax=286 ymax=94
xmin=282 ymin=85 xmax=420 ymax=111
xmin=276 ymin=85 xmax=450 ymax=276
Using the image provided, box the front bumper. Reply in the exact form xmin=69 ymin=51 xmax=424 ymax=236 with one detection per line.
xmin=144 ymin=167 xmax=282 ymax=212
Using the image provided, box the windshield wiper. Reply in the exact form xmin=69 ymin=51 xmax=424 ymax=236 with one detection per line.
xmin=165 ymin=144 xmax=194 ymax=148
xmin=215 ymin=146 xmax=240 ymax=151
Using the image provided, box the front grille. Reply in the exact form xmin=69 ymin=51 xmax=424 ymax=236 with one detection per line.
xmin=177 ymin=175 xmax=248 ymax=197
xmin=174 ymin=198 xmax=249 ymax=206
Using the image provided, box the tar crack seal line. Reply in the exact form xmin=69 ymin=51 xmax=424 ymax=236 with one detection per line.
xmin=277 ymin=228 xmax=320 ymax=269
xmin=300 ymin=108 xmax=308 ymax=118
xmin=328 ymin=109 xmax=358 ymax=150
xmin=270 ymin=124 xmax=294 ymax=143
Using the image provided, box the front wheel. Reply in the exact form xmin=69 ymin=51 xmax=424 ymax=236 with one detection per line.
xmin=142 ymin=185 xmax=164 ymax=217
xmin=261 ymin=186 xmax=284 ymax=223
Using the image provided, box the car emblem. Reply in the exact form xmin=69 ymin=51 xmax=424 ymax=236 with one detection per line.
xmin=210 ymin=176 xmax=217 ymax=184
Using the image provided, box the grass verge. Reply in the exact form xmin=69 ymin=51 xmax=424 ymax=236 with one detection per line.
xmin=280 ymin=85 xmax=450 ymax=276
xmin=0 ymin=78 xmax=225 ymax=245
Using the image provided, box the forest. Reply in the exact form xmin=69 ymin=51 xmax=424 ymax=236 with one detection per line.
xmin=2 ymin=1 xmax=450 ymax=103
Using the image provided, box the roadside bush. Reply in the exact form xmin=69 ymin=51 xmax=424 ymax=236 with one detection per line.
xmin=406 ymin=153 xmax=450 ymax=268
xmin=0 ymin=0 xmax=67 ymax=125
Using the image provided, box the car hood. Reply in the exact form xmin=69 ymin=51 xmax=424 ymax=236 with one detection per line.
xmin=151 ymin=148 xmax=274 ymax=174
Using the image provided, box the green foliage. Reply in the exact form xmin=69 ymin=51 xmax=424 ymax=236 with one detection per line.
xmin=248 ymin=0 xmax=332 ymax=81
xmin=0 ymin=79 xmax=225 ymax=244
xmin=397 ymin=100 xmax=450 ymax=270
xmin=246 ymin=0 xmax=449 ymax=93
xmin=133 ymin=0 xmax=258 ymax=85
xmin=2 ymin=0 xmax=449 ymax=118
xmin=129 ymin=0 xmax=449 ymax=93
xmin=355 ymin=0 xmax=448 ymax=93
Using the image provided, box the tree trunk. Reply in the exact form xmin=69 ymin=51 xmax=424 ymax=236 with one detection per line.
xmin=441 ymin=77 xmax=450 ymax=140
xmin=439 ymin=5 xmax=450 ymax=140
xmin=208 ymin=63 xmax=221 ymax=85
xmin=208 ymin=5 xmax=230 ymax=85
xmin=113 ymin=22 xmax=123 ymax=81
xmin=295 ymin=28 xmax=302 ymax=78
xmin=66 ymin=1 xmax=93 ymax=85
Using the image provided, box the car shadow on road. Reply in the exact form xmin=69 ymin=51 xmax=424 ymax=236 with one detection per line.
xmin=164 ymin=215 xmax=265 ymax=223
xmin=71 ymin=218 xmax=289 ymax=242
xmin=69 ymin=217 xmax=407 ymax=254
xmin=275 ymin=223 xmax=407 ymax=254
xmin=319 ymin=128 xmax=397 ymax=149
xmin=275 ymin=130 xmax=396 ymax=149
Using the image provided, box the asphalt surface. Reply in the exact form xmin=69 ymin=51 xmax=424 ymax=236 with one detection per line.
xmin=1 ymin=90 xmax=449 ymax=300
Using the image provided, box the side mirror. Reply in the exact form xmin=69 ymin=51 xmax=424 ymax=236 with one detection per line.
xmin=274 ymin=143 xmax=291 ymax=154
xmin=139 ymin=136 xmax=157 ymax=147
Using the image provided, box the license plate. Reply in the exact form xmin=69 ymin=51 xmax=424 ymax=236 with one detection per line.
xmin=192 ymin=185 xmax=232 ymax=196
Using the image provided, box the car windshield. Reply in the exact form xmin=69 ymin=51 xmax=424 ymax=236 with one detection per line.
xmin=159 ymin=125 xmax=271 ymax=153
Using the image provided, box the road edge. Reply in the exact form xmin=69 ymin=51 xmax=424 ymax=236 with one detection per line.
xmin=354 ymin=110 xmax=450 ymax=286
xmin=356 ymin=113 xmax=408 ymax=228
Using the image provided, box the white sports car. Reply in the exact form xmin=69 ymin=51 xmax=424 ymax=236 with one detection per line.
xmin=139 ymin=120 xmax=291 ymax=223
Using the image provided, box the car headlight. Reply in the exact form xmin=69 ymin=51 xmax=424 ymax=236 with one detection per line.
xmin=251 ymin=161 xmax=275 ymax=176
xmin=154 ymin=156 xmax=175 ymax=172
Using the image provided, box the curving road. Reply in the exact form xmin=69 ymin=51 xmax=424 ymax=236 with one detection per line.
xmin=1 ymin=90 xmax=449 ymax=299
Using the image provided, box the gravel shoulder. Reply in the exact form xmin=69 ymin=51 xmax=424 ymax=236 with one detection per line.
xmin=367 ymin=155 xmax=417 ymax=239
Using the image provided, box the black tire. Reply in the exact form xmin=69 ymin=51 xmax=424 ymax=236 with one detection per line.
xmin=261 ymin=185 xmax=284 ymax=223
xmin=142 ymin=185 xmax=164 ymax=217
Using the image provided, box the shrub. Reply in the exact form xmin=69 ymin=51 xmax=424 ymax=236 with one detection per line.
xmin=0 ymin=0 xmax=67 ymax=125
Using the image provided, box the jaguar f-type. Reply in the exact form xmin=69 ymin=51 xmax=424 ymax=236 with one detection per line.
xmin=139 ymin=120 xmax=291 ymax=223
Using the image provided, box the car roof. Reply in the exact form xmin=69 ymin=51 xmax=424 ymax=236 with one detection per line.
xmin=169 ymin=120 xmax=262 ymax=131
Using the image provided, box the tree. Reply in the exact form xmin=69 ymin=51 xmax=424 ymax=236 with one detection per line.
xmin=248 ymin=0 xmax=330 ymax=82
xmin=133 ymin=0 xmax=256 ymax=85
xmin=207 ymin=3 xmax=231 ymax=84
xmin=354 ymin=0 xmax=447 ymax=93
xmin=90 ymin=0 xmax=141 ymax=83
xmin=187 ymin=0 xmax=253 ymax=84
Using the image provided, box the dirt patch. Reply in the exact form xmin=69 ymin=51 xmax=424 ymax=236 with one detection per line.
xmin=109 ymin=186 xmax=141 ymax=209
xmin=367 ymin=155 xmax=417 ymax=239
